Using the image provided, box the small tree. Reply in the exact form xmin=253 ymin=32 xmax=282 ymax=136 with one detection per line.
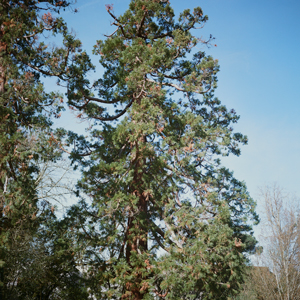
xmin=1 ymin=202 xmax=90 ymax=300
xmin=67 ymin=1 xmax=258 ymax=299
xmin=249 ymin=184 xmax=300 ymax=300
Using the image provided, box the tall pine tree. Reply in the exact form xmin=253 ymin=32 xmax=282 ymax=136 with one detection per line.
xmin=67 ymin=1 xmax=259 ymax=299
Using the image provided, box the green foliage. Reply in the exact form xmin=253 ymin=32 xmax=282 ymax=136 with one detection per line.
xmin=1 ymin=202 xmax=89 ymax=299
xmin=0 ymin=0 xmax=92 ymax=298
xmin=66 ymin=0 xmax=259 ymax=299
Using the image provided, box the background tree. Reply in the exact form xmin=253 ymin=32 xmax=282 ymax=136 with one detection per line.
xmin=0 ymin=0 xmax=92 ymax=297
xmin=243 ymin=185 xmax=300 ymax=300
xmin=66 ymin=0 xmax=259 ymax=299
xmin=1 ymin=201 xmax=89 ymax=300
xmin=1 ymin=153 xmax=87 ymax=299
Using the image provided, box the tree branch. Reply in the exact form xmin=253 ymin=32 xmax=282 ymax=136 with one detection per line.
xmin=146 ymin=78 xmax=184 ymax=92
xmin=93 ymin=99 xmax=133 ymax=121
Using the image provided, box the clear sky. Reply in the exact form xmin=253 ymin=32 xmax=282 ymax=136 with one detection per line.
xmin=52 ymin=0 xmax=300 ymax=221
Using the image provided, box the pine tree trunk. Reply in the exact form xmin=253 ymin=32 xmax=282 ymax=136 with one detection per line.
xmin=0 ymin=25 xmax=6 ymax=300
xmin=125 ymin=135 xmax=148 ymax=300
xmin=0 ymin=24 xmax=7 ymax=228
xmin=0 ymin=23 xmax=6 ymax=94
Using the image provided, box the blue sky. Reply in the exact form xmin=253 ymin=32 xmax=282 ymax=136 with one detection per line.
xmin=53 ymin=0 xmax=300 ymax=218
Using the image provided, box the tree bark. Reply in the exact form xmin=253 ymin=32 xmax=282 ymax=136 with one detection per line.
xmin=125 ymin=135 xmax=148 ymax=300
xmin=0 ymin=20 xmax=7 ymax=226
xmin=0 ymin=21 xmax=7 ymax=300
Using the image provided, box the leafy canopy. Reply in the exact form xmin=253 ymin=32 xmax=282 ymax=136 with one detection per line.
xmin=0 ymin=0 xmax=90 ymax=297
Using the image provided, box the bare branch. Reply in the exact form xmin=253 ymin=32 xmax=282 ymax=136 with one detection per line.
xmin=93 ymin=99 xmax=133 ymax=122
xmin=84 ymin=94 xmax=122 ymax=104
xmin=104 ymin=27 xmax=118 ymax=38
xmin=146 ymin=78 xmax=185 ymax=92
xmin=137 ymin=11 xmax=148 ymax=37
xmin=164 ymin=221 xmax=183 ymax=249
